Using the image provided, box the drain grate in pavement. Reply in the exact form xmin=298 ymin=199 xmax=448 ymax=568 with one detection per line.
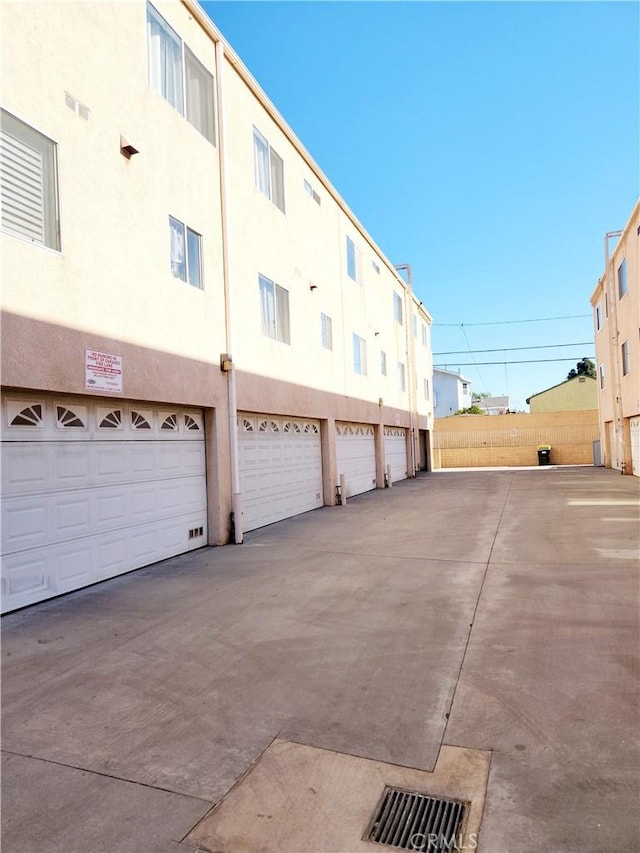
xmin=365 ymin=786 xmax=466 ymax=851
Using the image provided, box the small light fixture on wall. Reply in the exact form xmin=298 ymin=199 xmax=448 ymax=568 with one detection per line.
xmin=309 ymin=282 xmax=318 ymax=291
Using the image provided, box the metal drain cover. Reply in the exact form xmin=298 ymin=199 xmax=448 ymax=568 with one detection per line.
xmin=365 ymin=786 xmax=466 ymax=851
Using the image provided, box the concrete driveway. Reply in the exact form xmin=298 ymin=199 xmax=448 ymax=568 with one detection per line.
xmin=2 ymin=467 xmax=639 ymax=852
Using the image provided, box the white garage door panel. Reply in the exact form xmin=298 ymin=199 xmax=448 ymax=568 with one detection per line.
xmin=239 ymin=414 xmax=323 ymax=532
xmin=1 ymin=397 xmax=207 ymax=613
xmin=336 ymin=423 xmax=376 ymax=497
xmin=631 ymin=417 xmax=640 ymax=477
xmin=384 ymin=427 xmax=408 ymax=483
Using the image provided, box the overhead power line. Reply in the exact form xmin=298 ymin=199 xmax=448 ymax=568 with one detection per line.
xmin=433 ymin=314 xmax=591 ymax=327
xmin=434 ymin=356 xmax=595 ymax=367
xmin=433 ymin=341 xmax=593 ymax=355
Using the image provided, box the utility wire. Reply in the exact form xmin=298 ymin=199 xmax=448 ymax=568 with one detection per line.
xmin=434 ymin=314 xmax=591 ymax=327
xmin=434 ymin=341 xmax=593 ymax=355
xmin=459 ymin=323 xmax=490 ymax=394
xmin=435 ymin=356 xmax=595 ymax=367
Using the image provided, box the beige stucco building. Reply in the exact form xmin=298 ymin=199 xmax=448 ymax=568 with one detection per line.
xmin=590 ymin=200 xmax=640 ymax=476
xmin=526 ymin=375 xmax=597 ymax=413
xmin=0 ymin=1 xmax=434 ymax=611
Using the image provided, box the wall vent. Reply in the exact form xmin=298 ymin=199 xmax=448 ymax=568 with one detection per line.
xmin=65 ymin=91 xmax=90 ymax=120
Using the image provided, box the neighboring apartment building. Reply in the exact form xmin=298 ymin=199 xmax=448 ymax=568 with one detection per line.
xmin=526 ymin=376 xmax=597 ymax=413
xmin=433 ymin=368 xmax=472 ymax=418
xmin=0 ymin=0 xmax=434 ymax=612
xmin=590 ymin=200 xmax=640 ymax=476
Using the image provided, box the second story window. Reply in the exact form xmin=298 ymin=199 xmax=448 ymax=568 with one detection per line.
xmin=599 ymin=363 xmax=605 ymax=390
xmin=1 ymin=109 xmax=60 ymax=251
xmin=422 ymin=323 xmax=428 ymax=347
xmin=595 ymin=303 xmax=602 ymax=331
xmin=380 ymin=350 xmax=387 ymax=376
xmin=147 ymin=3 xmax=215 ymax=143
xmin=253 ymin=128 xmax=285 ymax=212
xmin=353 ymin=334 xmax=367 ymax=375
xmin=169 ymin=216 xmax=202 ymax=288
xmin=398 ymin=362 xmax=406 ymax=392
xmin=617 ymin=259 xmax=627 ymax=299
xmin=259 ymin=274 xmax=290 ymax=343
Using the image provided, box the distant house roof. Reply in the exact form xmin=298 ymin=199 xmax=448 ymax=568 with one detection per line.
xmin=526 ymin=375 xmax=596 ymax=404
xmin=433 ymin=368 xmax=472 ymax=383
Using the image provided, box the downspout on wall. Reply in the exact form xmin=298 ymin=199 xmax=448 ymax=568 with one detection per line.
xmin=215 ymin=40 xmax=243 ymax=541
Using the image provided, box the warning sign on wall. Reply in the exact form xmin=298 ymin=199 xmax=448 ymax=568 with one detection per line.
xmin=85 ymin=349 xmax=123 ymax=393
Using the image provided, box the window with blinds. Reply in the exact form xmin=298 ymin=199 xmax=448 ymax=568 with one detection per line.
xmin=0 ymin=110 xmax=60 ymax=250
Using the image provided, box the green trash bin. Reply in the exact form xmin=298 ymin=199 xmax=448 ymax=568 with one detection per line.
xmin=537 ymin=444 xmax=551 ymax=465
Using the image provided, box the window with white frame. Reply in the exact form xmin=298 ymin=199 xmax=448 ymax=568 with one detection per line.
xmin=259 ymin=274 xmax=290 ymax=343
xmin=346 ymin=236 xmax=362 ymax=282
xmin=398 ymin=361 xmax=406 ymax=392
xmin=413 ymin=315 xmax=418 ymax=338
xmin=422 ymin=323 xmax=428 ymax=347
xmin=622 ymin=340 xmax=630 ymax=375
xmin=320 ymin=312 xmax=333 ymax=350
xmin=599 ymin=363 xmax=605 ymax=390
xmin=1 ymin=109 xmax=60 ymax=250
xmin=146 ymin=3 xmax=215 ymax=143
xmin=303 ymin=179 xmax=321 ymax=204
xmin=380 ymin=350 xmax=387 ymax=376
xmin=393 ymin=292 xmax=403 ymax=324
xmin=617 ymin=259 xmax=627 ymax=299
xmin=595 ymin=303 xmax=602 ymax=331
xmin=353 ymin=334 xmax=367 ymax=375
xmin=424 ymin=378 xmax=430 ymax=400
xmin=253 ymin=127 xmax=285 ymax=212
xmin=169 ymin=216 xmax=202 ymax=288
xmin=185 ymin=46 xmax=215 ymax=143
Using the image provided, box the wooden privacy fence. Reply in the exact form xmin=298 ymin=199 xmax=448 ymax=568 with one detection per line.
xmin=433 ymin=411 xmax=599 ymax=468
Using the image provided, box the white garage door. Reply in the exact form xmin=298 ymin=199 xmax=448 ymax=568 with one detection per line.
xmin=631 ymin=417 xmax=640 ymax=477
xmin=1 ymin=396 xmax=207 ymax=613
xmin=384 ymin=427 xmax=408 ymax=483
xmin=336 ymin=422 xmax=376 ymax=497
xmin=238 ymin=413 xmax=323 ymax=532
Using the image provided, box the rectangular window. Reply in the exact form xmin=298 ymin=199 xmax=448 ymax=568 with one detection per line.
xmin=618 ymin=259 xmax=627 ymax=298
xmin=346 ymin=236 xmax=357 ymax=281
xmin=147 ymin=4 xmax=216 ymax=143
xmin=185 ymin=46 xmax=215 ymax=143
xmin=413 ymin=315 xmax=418 ymax=338
xmin=422 ymin=324 xmax=428 ymax=347
xmin=380 ymin=350 xmax=387 ymax=376
xmin=371 ymin=259 xmax=380 ymax=274
xmin=320 ymin=312 xmax=333 ymax=350
xmin=398 ymin=362 xmax=406 ymax=392
xmin=424 ymin=378 xmax=430 ymax=400
xmin=259 ymin=274 xmax=290 ymax=343
xmin=1 ymin=109 xmax=60 ymax=250
xmin=595 ymin=303 xmax=602 ymax=331
xmin=393 ymin=292 xmax=403 ymax=324
xmin=253 ymin=127 xmax=285 ymax=212
xmin=599 ymin=363 xmax=605 ymax=390
xmin=169 ymin=216 xmax=202 ymax=288
xmin=147 ymin=3 xmax=184 ymax=113
xmin=605 ymin=292 xmax=609 ymax=317
xmin=353 ymin=334 xmax=367 ymax=375
xmin=622 ymin=340 xmax=630 ymax=375
xmin=303 ymin=179 xmax=320 ymax=204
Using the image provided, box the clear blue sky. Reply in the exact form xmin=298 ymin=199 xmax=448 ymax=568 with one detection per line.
xmin=204 ymin=0 xmax=639 ymax=411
